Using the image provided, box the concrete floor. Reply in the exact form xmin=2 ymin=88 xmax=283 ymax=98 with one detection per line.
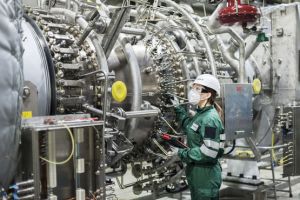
xmin=112 ymin=181 xmax=300 ymax=200
xmin=110 ymin=165 xmax=300 ymax=200
xmin=112 ymin=180 xmax=300 ymax=200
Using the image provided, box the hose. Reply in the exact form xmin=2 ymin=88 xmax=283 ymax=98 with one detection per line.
xmin=40 ymin=124 xmax=75 ymax=165
xmin=224 ymin=139 xmax=236 ymax=155
xmin=118 ymin=37 xmax=142 ymax=135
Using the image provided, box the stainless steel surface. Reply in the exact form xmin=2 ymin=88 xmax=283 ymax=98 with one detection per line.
xmin=123 ymin=110 xmax=160 ymax=119
xmin=159 ymin=0 xmax=217 ymax=76
xmin=22 ymin=17 xmax=52 ymax=115
xmin=76 ymin=188 xmax=86 ymax=200
xmin=22 ymin=81 xmax=39 ymax=117
xmin=76 ymin=159 xmax=85 ymax=173
xmin=212 ymin=27 xmax=246 ymax=83
xmin=119 ymin=40 xmax=142 ymax=137
xmin=223 ymin=84 xmax=253 ymax=140
xmin=32 ymin=130 xmax=41 ymax=199
xmin=7 ymin=1 xmax=300 ymax=199
xmin=226 ymin=160 xmax=260 ymax=179
xmin=102 ymin=7 xmax=131 ymax=57
xmin=47 ymin=131 xmax=57 ymax=188
xmin=246 ymin=137 xmax=261 ymax=161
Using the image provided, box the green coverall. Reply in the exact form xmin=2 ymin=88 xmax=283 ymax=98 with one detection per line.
xmin=175 ymin=105 xmax=225 ymax=200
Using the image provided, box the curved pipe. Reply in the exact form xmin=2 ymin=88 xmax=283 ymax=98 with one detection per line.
xmin=212 ymin=27 xmax=246 ymax=83
xmin=155 ymin=13 xmax=200 ymax=76
xmin=121 ymin=27 xmax=146 ymax=39
xmin=227 ymin=35 xmax=260 ymax=62
xmin=50 ymin=8 xmax=76 ymax=24
xmin=206 ymin=1 xmax=227 ymax=30
xmin=249 ymin=55 xmax=262 ymax=80
xmin=90 ymin=34 xmax=109 ymax=72
xmin=216 ymin=36 xmax=239 ymax=74
xmin=119 ymin=37 xmax=142 ymax=135
xmin=159 ymin=0 xmax=217 ymax=76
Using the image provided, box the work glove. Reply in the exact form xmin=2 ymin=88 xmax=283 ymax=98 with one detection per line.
xmin=168 ymin=146 xmax=180 ymax=157
xmin=170 ymin=96 xmax=179 ymax=107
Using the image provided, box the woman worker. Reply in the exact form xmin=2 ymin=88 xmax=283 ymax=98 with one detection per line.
xmin=170 ymin=74 xmax=225 ymax=200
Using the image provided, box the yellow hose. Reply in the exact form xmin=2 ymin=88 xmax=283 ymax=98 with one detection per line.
xmin=271 ymin=131 xmax=277 ymax=162
xmin=40 ymin=124 xmax=75 ymax=165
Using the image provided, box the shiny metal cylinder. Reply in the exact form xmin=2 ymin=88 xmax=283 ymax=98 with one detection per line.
xmin=123 ymin=110 xmax=160 ymax=119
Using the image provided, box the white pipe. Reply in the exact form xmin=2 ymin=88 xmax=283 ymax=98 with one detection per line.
xmin=207 ymin=1 xmax=227 ymax=30
xmin=227 ymin=35 xmax=260 ymax=61
xmin=216 ymin=35 xmax=239 ymax=73
xmin=212 ymin=27 xmax=246 ymax=83
xmin=50 ymin=8 xmax=76 ymax=24
xmin=121 ymin=27 xmax=146 ymax=38
xmin=118 ymin=37 xmax=142 ymax=135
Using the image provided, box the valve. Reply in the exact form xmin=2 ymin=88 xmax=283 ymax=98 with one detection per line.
xmin=218 ymin=0 xmax=260 ymax=25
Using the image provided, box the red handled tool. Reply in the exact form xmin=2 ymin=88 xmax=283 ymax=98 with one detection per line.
xmin=161 ymin=133 xmax=188 ymax=149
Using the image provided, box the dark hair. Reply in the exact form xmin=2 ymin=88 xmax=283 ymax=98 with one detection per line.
xmin=202 ymin=86 xmax=217 ymax=104
xmin=203 ymin=86 xmax=224 ymax=122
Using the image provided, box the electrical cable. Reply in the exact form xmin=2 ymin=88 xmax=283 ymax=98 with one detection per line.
xmin=40 ymin=124 xmax=75 ymax=165
xmin=224 ymin=139 xmax=235 ymax=155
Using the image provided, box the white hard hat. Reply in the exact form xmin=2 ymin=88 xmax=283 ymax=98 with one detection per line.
xmin=193 ymin=74 xmax=220 ymax=95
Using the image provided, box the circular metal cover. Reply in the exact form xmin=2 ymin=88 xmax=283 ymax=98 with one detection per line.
xmin=22 ymin=16 xmax=55 ymax=116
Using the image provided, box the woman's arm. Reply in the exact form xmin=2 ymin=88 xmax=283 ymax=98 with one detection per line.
xmin=174 ymin=106 xmax=191 ymax=128
xmin=178 ymin=122 xmax=224 ymax=164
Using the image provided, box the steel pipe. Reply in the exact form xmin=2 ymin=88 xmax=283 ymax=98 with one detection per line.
xmin=158 ymin=0 xmax=217 ymax=76
xmin=155 ymin=13 xmax=199 ymax=76
xmin=212 ymin=27 xmax=246 ymax=83
xmin=206 ymin=1 xmax=227 ymax=30
xmin=123 ymin=110 xmax=160 ymax=119
xmin=121 ymin=27 xmax=146 ymax=38
xmin=119 ymin=37 xmax=142 ymax=135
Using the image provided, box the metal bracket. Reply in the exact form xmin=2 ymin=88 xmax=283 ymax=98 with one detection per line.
xmin=101 ymin=7 xmax=131 ymax=57
xmin=246 ymin=137 xmax=262 ymax=161
xmin=22 ymin=81 xmax=38 ymax=116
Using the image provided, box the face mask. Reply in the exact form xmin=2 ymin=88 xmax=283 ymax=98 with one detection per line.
xmin=188 ymin=89 xmax=201 ymax=105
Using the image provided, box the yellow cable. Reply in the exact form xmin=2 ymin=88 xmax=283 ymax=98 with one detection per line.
xmin=281 ymin=155 xmax=290 ymax=160
xmin=271 ymin=132 xmax=277 ymax=162
xmin=40 ymin=124 xmax=75 ymax=165
xmin=280 ymin=159 xmax=292 ymax=165
xmin=279 ymin=155 xmax=293 ymax=165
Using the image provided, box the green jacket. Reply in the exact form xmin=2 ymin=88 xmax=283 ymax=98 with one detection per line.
xmin=175 ymin=105 xmax=225 ymax=199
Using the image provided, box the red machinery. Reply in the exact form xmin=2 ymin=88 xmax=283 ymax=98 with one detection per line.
xmin=218 ymin=0 xmax=260 ymax=25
